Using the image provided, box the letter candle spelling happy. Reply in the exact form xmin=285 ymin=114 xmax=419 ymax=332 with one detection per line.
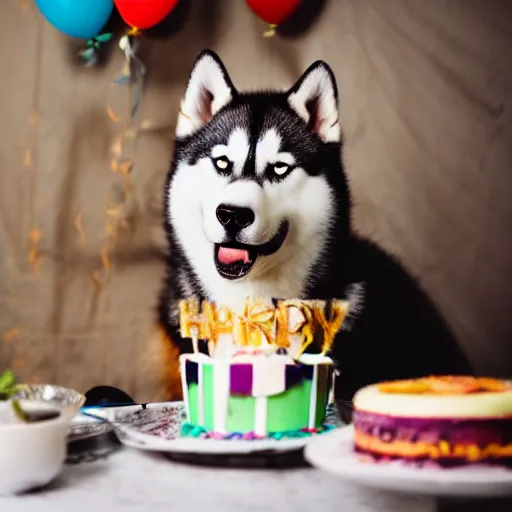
xmin=179 ymin=297 xmax=349 ymax=358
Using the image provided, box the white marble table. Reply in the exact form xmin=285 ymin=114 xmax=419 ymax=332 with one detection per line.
xmin=1 ymin=447 xmax=433 ymax=511
xmin=3 ymin=446 xmax=511 ymax=512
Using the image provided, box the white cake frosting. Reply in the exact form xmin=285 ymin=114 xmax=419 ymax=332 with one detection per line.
xmin=354 ymin=382 xmax=512 ymax=418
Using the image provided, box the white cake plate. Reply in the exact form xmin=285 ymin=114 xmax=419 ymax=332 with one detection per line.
xmin=304 ymin=425 xmax=512 ymax=498
xmin=119 ymin=428 xmax=309 ymax=455
xmin=84 ymin=401 xmax=312 ymax=456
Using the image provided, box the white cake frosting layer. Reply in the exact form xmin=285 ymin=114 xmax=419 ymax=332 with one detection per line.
xmin=212 ymin=360 xmax=229 ymax=432
xmin=252 ymin=359 xmax=286 ymax=397
xmin=354 ymin=383 xmax=512 ymax=418
xmin=182 ymin=351 xmax=332 ymax=366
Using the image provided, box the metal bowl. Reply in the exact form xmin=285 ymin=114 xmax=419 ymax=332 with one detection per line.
xmin=12 ymin=384 xmax=86 ymax=419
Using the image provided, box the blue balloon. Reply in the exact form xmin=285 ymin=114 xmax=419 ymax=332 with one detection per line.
xmin=35 ymin=0 xmax=114 ymax=39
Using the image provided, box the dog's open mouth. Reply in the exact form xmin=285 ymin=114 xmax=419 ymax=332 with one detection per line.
xmin=214 ymin=221 xmax=289 ymax=280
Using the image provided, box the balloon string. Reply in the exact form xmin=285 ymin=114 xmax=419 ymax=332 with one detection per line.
xmin=263 ymin=24 xmax=278 ymax=37
xmin=108 ymin=36 xmax=146 ymax=122
xmin=127 ymin=26 xmax=140 ymax=37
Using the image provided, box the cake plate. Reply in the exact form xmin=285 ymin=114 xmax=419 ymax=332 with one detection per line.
xmin=304 ymin=425 xmax=512 ymax=498
xmin=84 ymin=401 xmax=339 ymax=467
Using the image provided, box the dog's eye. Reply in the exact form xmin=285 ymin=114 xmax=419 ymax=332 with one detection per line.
xmin=272 ymin=162 xmax=291 ymax=176
xmin=213 ymin=157 xmax=232 ymax=173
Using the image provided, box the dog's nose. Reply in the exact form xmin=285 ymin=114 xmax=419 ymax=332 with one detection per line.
xmin=216 ymin=204 xmax=255 ymax=230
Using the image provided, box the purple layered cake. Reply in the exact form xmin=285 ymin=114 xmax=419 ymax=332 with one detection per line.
xmin=353 ymin=376 xmax=512 ymax=467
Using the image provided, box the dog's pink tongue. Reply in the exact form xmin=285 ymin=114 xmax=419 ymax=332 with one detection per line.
xmin=218 ymin=247 xmax=250 ymax=265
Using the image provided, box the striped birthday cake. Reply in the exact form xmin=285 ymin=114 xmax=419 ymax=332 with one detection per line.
xmin=181 ymin=351 xmax=332 ymax=436
xmin=178 ymin=297 xmax=349 ymax=438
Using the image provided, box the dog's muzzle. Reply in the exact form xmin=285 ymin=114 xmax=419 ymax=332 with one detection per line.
xmin=213 ymin=206 xmax=289 ymax=280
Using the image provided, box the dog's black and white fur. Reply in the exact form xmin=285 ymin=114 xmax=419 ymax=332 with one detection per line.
xmin=159 ymin=50 xmax=472 ymax=404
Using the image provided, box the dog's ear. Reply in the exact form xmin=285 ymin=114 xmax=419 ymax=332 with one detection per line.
xmin=176 ymin=50 xmax=237 ymax=138
xmin=287 ymin=61 xmax=340 ymax=143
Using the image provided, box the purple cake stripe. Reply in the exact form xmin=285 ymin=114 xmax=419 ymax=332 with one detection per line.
xmin=230 ymin=364 xmax=253 ymax=396
xmin=185 ymin=360 xmax=198 ymax=385
xmin=285 ymin=365 xmax=302 ymax=389
xmin=354 ymin=410 xmax=512 ymax=446
xmin=303 ymin=365 xmax=314 ymax=381
xmin=285 ymin=363 xmax=314 ymax=390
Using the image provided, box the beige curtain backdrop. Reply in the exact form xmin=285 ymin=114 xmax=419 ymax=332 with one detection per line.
xmin=0 ymin=0 xmax=510 ymax=402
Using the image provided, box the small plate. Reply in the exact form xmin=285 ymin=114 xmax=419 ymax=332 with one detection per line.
xmin=305 ymin=426 xmax=512 ymax=498
xmin=68 ymin=413 xmax=113 ymax=443
xmin=68 ymin=404 xmax=146 ymax=443
xmin=114 ymin=402 xmax=321 ymax=456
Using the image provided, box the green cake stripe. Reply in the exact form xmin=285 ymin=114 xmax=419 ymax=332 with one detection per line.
xmin=188 ymin=382 xmax=199 ymax=425
xmin=226 ymin=395 xmax=255 ymax=432
xmin=202 ymin=364 xmax=215 ymax=430
xmin=266 ymin=380 xmax=311 ymax=432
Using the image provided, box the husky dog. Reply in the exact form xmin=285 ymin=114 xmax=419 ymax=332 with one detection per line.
xmin=159 ymin=50 xmax=472 ymax=403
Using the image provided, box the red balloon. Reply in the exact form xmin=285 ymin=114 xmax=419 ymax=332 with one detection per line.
xmin=114 ymin=0 xmax=179 ymax=29
xmin=246 ymin=0 xmax=302 ymax=25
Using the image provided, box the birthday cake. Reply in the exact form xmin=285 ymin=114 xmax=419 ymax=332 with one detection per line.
xmin=353 ymin=376 xmax=512 ymax=467
xmin=179 ymin=298 xmax=349 ymax=438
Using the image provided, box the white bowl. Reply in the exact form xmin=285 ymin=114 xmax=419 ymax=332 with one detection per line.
xmin=0 ymin=400 xmax=70 ymax=495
